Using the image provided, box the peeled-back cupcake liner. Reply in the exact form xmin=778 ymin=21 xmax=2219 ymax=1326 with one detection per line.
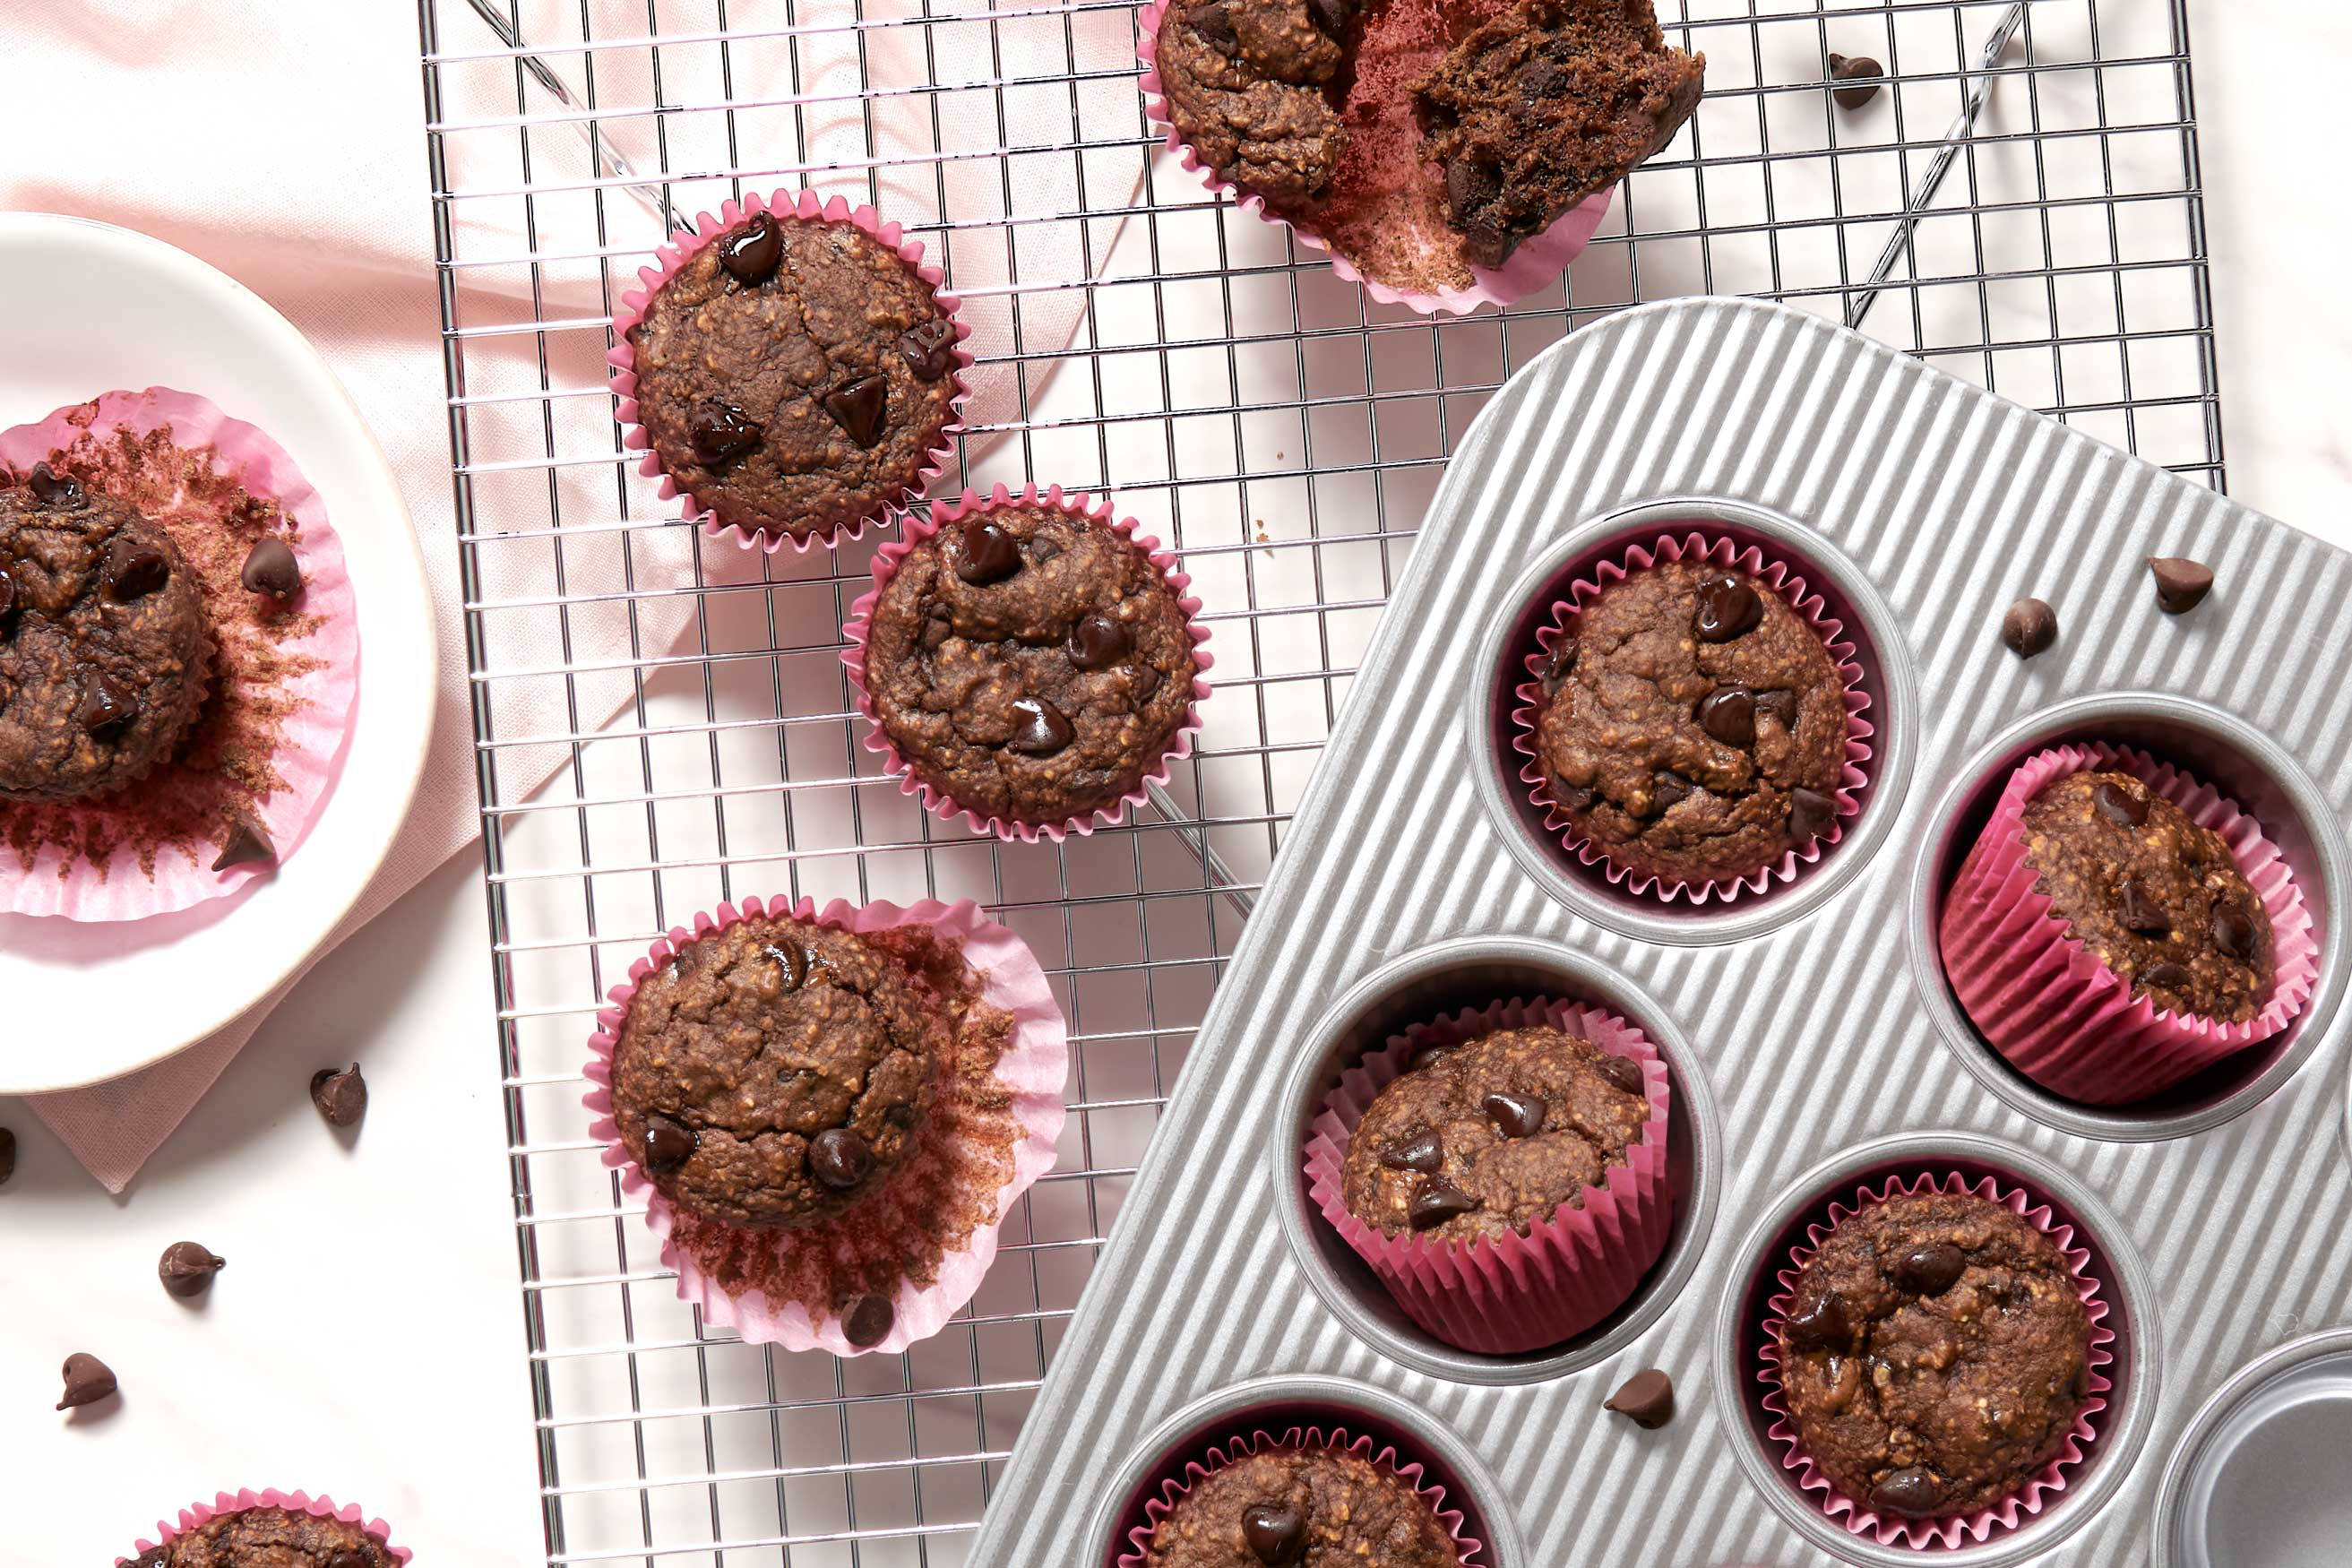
xmin=1757 ymin=1170 xmax=2115 ymax=1551
xmin=1135 ymin=1 xmax=1613 ymax=316
xmin=1304 ymin=997 xmax=1673 ymax=1356
xmin=1509 ymin=530 xmax=1876 ymax=906
xmin=583 ymin=894 xmax=1067 ymax=1357
xmin=119 ymin=1487 xmax=410 ymax=1566
xmin=1936 ymin=742 xmax=2317 ymax=1105
xmin=606 ymin=188 xmax=972 ymax=555
xmin=1116 ymin=1421 xmax=1486 ymax=1568
xmin=0 ymin=388 xmax=361 ymax=920
xmin=840 ymin=481 xmax=1214 ymax=844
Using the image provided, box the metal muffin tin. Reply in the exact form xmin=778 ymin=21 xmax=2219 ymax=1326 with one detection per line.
xmin=962 ymin=297 xmax=2352 ymax=1567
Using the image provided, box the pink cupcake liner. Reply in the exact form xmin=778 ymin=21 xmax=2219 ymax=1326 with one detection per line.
xmin=840 ymin=482 xmax=1215 ymax=844
xmin=119 ymin=1487 xmax=409 ymax=1566
xmin=0 ymin=388 xmax=360 ymax=920
xmin=606 ymin=188 xmax=972 ymax=555
xmin=583 ymin=894 xmax=1068 ymax=1357
xmin=1757 ymin=1170 xmax=2115 ymax=1551
xmin=1510 ymin=530 xmax=1876 ymax=905
xmin=1937 ymin=742 xmax=2318 ymax=1105
xmin=1117 ymin=1421 xmax=1486 ymax=1568
xmin=1304 ymin=997 xmax=1673 ymax=1356
xmin=1135 ymin=1 xmax=1613 ymax=315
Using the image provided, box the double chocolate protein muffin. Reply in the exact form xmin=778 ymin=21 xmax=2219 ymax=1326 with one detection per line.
xmin=0 ymin=464 xmax=210 ymax=804
xmin=1531 ymin=556 xmax=1849 ymax=889
xmin=1340 ymin=1023 xmax=1649 ymax=1242
xmin=1154 ymin=0 xmax=1361 ymax=211
xmin=624 ymin=209 xmax=961 ymax=542
xmin=121 ymin=1506 xmax=396 ymax=1568
xmin=859 ymin=499 xmax=1198 ymax=831
xmin=2019 ymin=770 xmax=2274 ymax=1021
xmin=1141 ymin=1445 xmax=1460 ymax=1568
xmin=1775 ymin=1190 xmax=2094 ymax=1521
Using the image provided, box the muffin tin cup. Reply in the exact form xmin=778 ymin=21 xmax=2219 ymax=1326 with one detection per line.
xmin=1508 ymin=529 xmax=1876 ymax=906
xmin=117 ymin=1487 xmax=411 ymax=1566
xmin=1302 ymin=996 xmax=1672 ymax=1356
xmin=0 ymin=386 xmax=361 ymax=920
xmin=1936 ymin=742 xmax=2318 ymax=1105
xmin=1758 ymin=1170 xmax=2115 ymax=1552
xmin=839 ymin=481 xmax=1214 ymax=845
xmin=1133 ymin=1 xmax=1612 ymax=317
xmin=605 ymin=187 xmax=973 ymax=556
xmin=581 ymin=893 xmax=1069 ymax=1357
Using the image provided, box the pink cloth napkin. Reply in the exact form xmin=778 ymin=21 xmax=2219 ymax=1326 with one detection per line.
xmin=5 ymin=0 xmax=1136 ymax=1190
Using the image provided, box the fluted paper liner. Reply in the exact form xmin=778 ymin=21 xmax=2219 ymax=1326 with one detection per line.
xmin=119 ymin=1487 xmax=409 ymax=1566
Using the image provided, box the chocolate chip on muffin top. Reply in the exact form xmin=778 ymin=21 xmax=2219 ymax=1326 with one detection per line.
xmin=1141 ymin=1446 xmax=1460 ymax=1568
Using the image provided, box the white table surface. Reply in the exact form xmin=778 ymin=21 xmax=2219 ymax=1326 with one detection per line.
xmin=3 ymin=4 xmax=2346 ymax=1565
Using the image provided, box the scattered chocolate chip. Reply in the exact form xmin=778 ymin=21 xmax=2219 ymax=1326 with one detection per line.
xmin=1190 ymin=0 xmax=1236 ymax=47
xmin=2119 ymin=878 xmax=2169 ymax=935
xmin=309 ymin=1063 xmax=368 ymax=1128
xmin=956 ymin=520 xmax=1022 ymax=585
xmin=1482 ymin=1091 xmax=1546 ymax=1139
xmin=1697 ymin=686 xmax=1757 ymax=747
xmin=240 ymin=535 xmax=303 ymax=599
xmin=103 ymin=539 xmax=170 ymax=602
xmin=717 ymin=211 xmax=783 ymax=285
xmin=1694 ymin=573 xmax=1762 ymax=642
xmin=1241 ymin=1500 xmax=1307 ymax=1566
xmin=809 ymin=1128 xmax=874 ymax=1190
xmin=1650 ymin=771 xmax=1694 ymax=812
xmin=1008 ymin=695 xmax=1074 ymax=756
xmin=1381 ymin=1134 xmax=1443 ymax=1174
xmin=823 ymin=375 xmax=889 ymax=447
xmin=2149 ymin=556 xmax=2214 ymax=614
xmin=2142 ymin=961 xmax=2194 ymax=992
xmin=211 ymin=818 xmax=276 ymax=873
xmin=1522 ymin=58 xmax=1565 ymax=99
xmin=1409 ymin=1179 xmax=1479 ymax=1229
xmin=842 ymin=1293 xmax=896 ymax=1348
xmin=2002 ymin=597 xmax=2057 ymax=659
xmin=1305 ymin=0 xmax=1358 ymax=39
xmin=1828 ymin=53 xmax=1885 ymax=110
xmin=1788 ymin=786 xmax=1837 ymax=844
xmin=687 ymin=399 xmax=763 ymax=464
xmin=2094 ymin=780 xmax=2150 ymax=827
xmin=1066 ymin=614 xmax=1131 ymax=671
xmin=1595 ymin=1053 xmax=1645 ymax=1096
xmin=1891 ymin=1241 xmax=1966 ymax=1297
xmin=1783 ymin=1289 xmax=1850 ymax=1351
xmin=1753 ymin=687 xmax=1800 ymax=728
xmin=1444 ymin=159 xmax=1502 ymax=219
xmin=1551 ymin=776 xmax=1597 ymax=813
xmin=158 ymin=1241 xmax=226 ymax=1299
xmin=898 ymin=317 xmax=959 ymax=381
xmin=2214 ymin=905 xmax=2262 ymax=963
xmin=1603 ymin=1367 xmax=1676 ymax=1428
xmin=56 ymin=1353 xmax=116 ymax=1410
xmin=0 ymin=1125 xmax=14 ymax=1185
xmin=27 ymin=461 xmax=83 ymax=507
xmin=1539 ymin=637 xmax=1577 ymax=694
xmin=75 ymin=675 xmax=135 ymax=740
xmin=642 ymin=1111 xmax=696 ymax=1171
xmin=1870 ymin=1468 xmax=1943 ymax=1518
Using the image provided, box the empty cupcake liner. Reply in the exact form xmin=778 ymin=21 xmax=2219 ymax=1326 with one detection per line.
xmin=1135 ymin=0 xmax=1613 ymax=315
xmin=1756 ymin=1170 xmax=2115 ymax=1550
xmin=583 ymin=894 xmax=1067 ymax=1357
xmin=1509 ymin=530 xmax=1876 ymax=906
xmin=118 ymin=1487 xmax=409 ymax=1566
xmin=0 ymin=387 xmax=361 ymax=920
xmin=1936 ymin=742 xmax=2317 ymax=1105
xmin=1304 ymin=996 xmax=1673 ymax=1355
xmin=1116 ymin=1421 xmax=1486 ymax=1568
xmin=606 ymin=188 xmax=972 ymax=555
xmin=840 ymin=481 xmax=1214 ymax=844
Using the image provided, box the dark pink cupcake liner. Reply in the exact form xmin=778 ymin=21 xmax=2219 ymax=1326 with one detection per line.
xmin=606 ymin=187 xmax=972 ymax=555
xmin=840 ymin=482 xmax=1214 ymax=844
xmin=119 ymin=1488 xmax=409 ymax=1566
xmin=1757 ymin=1170 xmax=2115 ymax=1550
xmin=1304 ymin=997 xmax=1672 ymax=1355
xmin=1510 ymin=530 xmax=1876 ymax=905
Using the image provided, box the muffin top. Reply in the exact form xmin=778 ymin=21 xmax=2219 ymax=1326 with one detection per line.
xmin=1142 ymin=1446 xmax=1459 ymax=1568
xmin=1340 ymin=1023 xmax=1650 ymax=1243
xmin=1532 ymin=557 xmax=1848 ymax=887
xmin=0 ymin=466 xmax=210 ymax=804
xmin=862 ymin=501 xmax=1197 ymax=828
xmin=625 ymin=211 xmax=960 ymax=540
xmin=2019 ymin=769 xmax=2274 ymax=1021
xmin=121 ymin=1506 xmax=395 ymax=1568
xmin=1155 ymin=0 xmax=1357 ymax=211
xmin=1775 ymin=1190 xmax=2093 ymax=1521
xmin=609 ymin=913 xmax=952 ymax=1229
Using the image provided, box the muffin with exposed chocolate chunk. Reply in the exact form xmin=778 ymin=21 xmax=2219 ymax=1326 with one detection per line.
xmin=120 ymin=1502 xmax=401 ymax=1568
xmin=1135 ymin=1439 xmax=1463 ymax=1568
xmin=1151 ymin=0 xmax=1361 ymax=211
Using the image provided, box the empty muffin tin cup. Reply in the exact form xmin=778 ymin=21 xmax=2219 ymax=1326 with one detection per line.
xmin=2153 ymin=1328 xmax=2352 ymax=1568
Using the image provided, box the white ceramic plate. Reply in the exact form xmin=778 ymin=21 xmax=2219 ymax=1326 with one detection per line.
xmin=0 ymin=213 xmax=435 ymax=1092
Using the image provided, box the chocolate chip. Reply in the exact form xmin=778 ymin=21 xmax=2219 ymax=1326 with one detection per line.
xmin=2119 ymin=878 xmax=2169 ymax=935
xmin=687 ymin=399 xmax=762 ymax=464
xmin=326 ymin=1554 xmax=371 ymax=1568
xmin=2214 ymin=905 xmax=2262 ymax=962
xmin=763 ymin=941 xmax=808 ymax=994
xmin=0 ymin=565 xmax=15 ymax=634
xmin=898 ymin=317 xmax=958 ymax=382
xmin=1305 ymin=0 xmax=1358 ymax=38
xmin=211 ymin=818 xmax=276 ymax=873
xmin=1753 ymin=687 xmax=1800 ymax=728
xmin=1828 ymin=53 xmax=1885 ymax=110
xmin=809 ymin=1128 xmax=874 ymax=1190
xmin=1603 ymin=1367 xmax=1676 ymax=1429
xmin=1460 ymin=220 xmax=1516 ymax=270
xmin=824 ymin=375 xmax=889 ymax=447
xmin=1870 ymin=1468 xmax=1943 ymax=1518
xmin=310 ymin=1062 xmax=368 ymax=1127
xmin=1697 ymin=686 xmax=1757 ymax=746
xmin=1523 ymin=58 xmax=1565 ymax=99
xmin=1783 ymin=1288 xmax=1849 ymax=1351
xmin=2143 ymin=961 xmax=2194 ymax=992
xmin=1595 ymin=1053 xmax=1645 ymax=1096
xmin=1694 ymin=573 xmax=1762 ymax=642
xmin=158 ymin=1241 xmax=225 ymax=1299
xmin=1190 ymin=0 xmax=1236 ymax=47
xmin=27 ymin=462 xmax=83 ymax=507
xmin=956 ymin=520 xmax=1022 ymax=585
xmin=2150 ymin=556 xmax=2214 ymax=614
xmin=642 ymin=1111 xmax=696 ymax=1171
xmin=56 ymin=1353 xmax=116 ymax=1410
xmin=0 ymin=1125 xmax=13 ymax=1185
xmin=1066 ymin=614 xmax=1131 ymax=671
xmin=1551 ymin=776 xmax=1597 ymax=813
xmin=129 ymin=1550 xmax=169 ymax=1568
xmin=1443 ymin=159 xmax=1501 ymax=220
xmin=1409 ymin=1179 xmax=1479 ymax=1229
xmin=1891 ymin=1241 xmax=1966 ymax=1297
xmin=1788 ymin=786 xmax=1837 ymax=844
xmin=75 ymin=675 xmax=134 ymax=740
xmin=1381 ymin=1134 xmax=1443 ymax=1174
xmin=2094 ymin=780 xmax=2151 ymax=827
xmin=842 ymin=1293 xmax=895 ymax=1348
xmin=1241 ymin=1500 xmax=1307 ymax=1566
xmin=1008 ymin=695 xmax=1073 ymax=756
xmin=2002 ymin=597 xmax=2057 ymax=658
xmin=717 ymin=211 xmax=783 ymax=285
xmin=1482 ymin=1091 xmax=1546 ymax=1139
xmin=103 ymin=539 xmax=169 ymax=602
xmin=241 ymin=535 xmax=303 ymax=599
xmin=1650 ymin=771 xmax=1694 ymax=812
xmin=1539 ymin=637 xmax=1577 ymax=694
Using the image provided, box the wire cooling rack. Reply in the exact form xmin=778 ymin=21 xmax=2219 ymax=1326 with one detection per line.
xmin=415 ymin=1 xmax=2222 ymax=1562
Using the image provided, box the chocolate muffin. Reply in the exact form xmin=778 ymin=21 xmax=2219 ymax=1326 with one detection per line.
xmin=2018 ymin=771 xmax=2274 ymax=1022
xmin=1531 ymin=557 xmax=1849 ymax=889
xmin=122 ymin=1506 xmax=396 ymax=1567
xmin=609 ymin=911 xmax=951 ymax=1229
xmin=625 ymin=209 xmax=961 ymax=542
xmin=1154 ymin=0 xmax=1359 ymax=209
xmin=1340 ymin=1023 xmax=1648 ymax=1243
xmin=1142 ymin=1445 xmax=1460 ymax=1568
xmin=1415 ymin=0 xmax=1706 ymax=267
xmin=0 ymin=465 xmax=210 ymax=804
xmin=860 ymin=500 xmax=1198 ymax=830
xmin=1776 ymin=1190 xmax=2094 ymax=1521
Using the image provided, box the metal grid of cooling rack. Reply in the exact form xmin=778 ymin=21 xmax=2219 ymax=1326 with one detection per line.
xmin=415 ymin=1 xmax=2223 ymax=1563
